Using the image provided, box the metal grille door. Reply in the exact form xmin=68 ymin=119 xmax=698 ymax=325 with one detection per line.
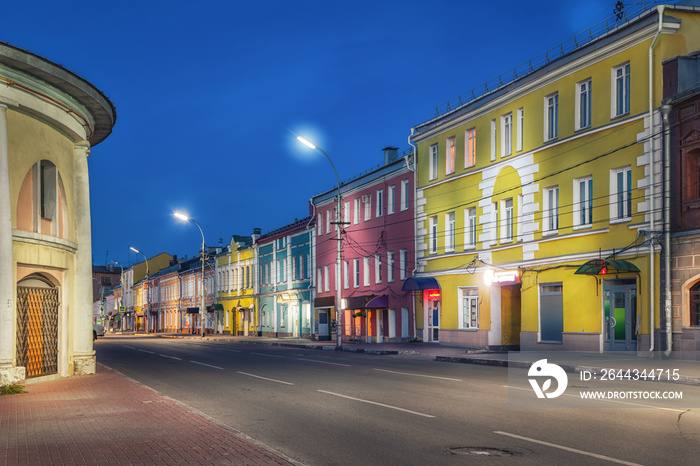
xmin=16 ymin=286 xmax=59 ymax=377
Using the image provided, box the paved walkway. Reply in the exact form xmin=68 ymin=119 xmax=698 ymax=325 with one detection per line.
xmin=3 ymin=333 xmax=700 ymax=465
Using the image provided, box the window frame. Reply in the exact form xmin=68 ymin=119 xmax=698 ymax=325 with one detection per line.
xmin=446 ymin=136 xmax=456 ymax=175
xmin=458 ymin=287 xmax=479 ymax=330
xmin=516 ymin=108 xmax=524 ymax=152
xmin=501 ymin=112 xmax=512 ymax=157
xmin=400 ymin=179 xmax=409 ymax=211
xmin=429 ymin=215 xmax=438 ymax=254
xmin=387 ymin=185 xmax=396 ymax=215
xmin=429 ymin=143 xmax=438 ymax=181
xmin=543 ymin=186 xmax=559 ymax=236
xmin=464 ymin=207 xmax=477 ymax=249
xmin=610 ymin=166 xmax=632 ymax=223
xmin=387 ymin=251 xmax=395 ymax=282
xmin=445 ymin=212 xmax=455 ymax=252
xmin=544 ymin=92 xmax=559 ymax=142
xmin=465 ymin=128 xmax=476 ymax=168
xmin=573 ymin=176 xmax=593 ymax=229
xmin=576 ymin=78 xmax=592 ymax=130
xmin=612 ymin=62 xmax=631 ymax=118
xmin=376 ymin=189 xmax=383 ymax=218
xmin=363 ymin=257 xmax=370 ymax=287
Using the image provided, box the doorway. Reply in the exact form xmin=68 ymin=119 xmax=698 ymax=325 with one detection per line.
xmin=427 ymin=295 xmax=440 ymax=342
xmin=16 ymin=275 xmax=59 ymax=378
xmin=501 ymin=285 xmax=521 ymax=347
xmin=318 ymin=309 xmax=330 ymax=341
xmin=603 ymin=280 xmax=637 ymax=351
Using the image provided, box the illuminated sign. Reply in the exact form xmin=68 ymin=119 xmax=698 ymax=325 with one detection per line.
xmin=484 ymin=269 xmax=520 ymax=286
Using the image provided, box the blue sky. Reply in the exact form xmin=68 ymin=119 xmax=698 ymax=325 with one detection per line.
xmin=4 ymin=0 xmax=613 ymax=266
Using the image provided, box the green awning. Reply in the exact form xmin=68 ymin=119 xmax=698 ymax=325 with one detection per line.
xmin=574 ymin=259 xmax=640 ymax=276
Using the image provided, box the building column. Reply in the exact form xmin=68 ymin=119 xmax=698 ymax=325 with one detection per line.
xmin=72 ymin=142 xmax=95 ymax=375
xmin=0 ymin=104 xmax=23 ymax=384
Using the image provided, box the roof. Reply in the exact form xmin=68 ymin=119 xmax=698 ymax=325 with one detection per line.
xmin=0 ymin=40 xmax=116 ymax=146
xmin=258 ymin=216 xmax=313 ymax=243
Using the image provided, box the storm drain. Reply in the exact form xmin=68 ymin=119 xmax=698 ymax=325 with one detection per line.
xmin=448 ymin=446 xmax=525 ymax=457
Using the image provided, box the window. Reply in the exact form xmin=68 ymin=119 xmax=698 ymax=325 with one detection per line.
xmin=501 ymin=198 xmax=514 ymax=243
xmin=445 ymin=212 xmax=455 ymax=252
xmin=540 ymin=283 xmax=563 ymax=342
xmin=299 ymin=254 xmax=305 ymax=279
xmin=490 ymin=119 xmax=497 ymax=161
xmin=465 ymin=207 xmax=477 ymax=249
xmin=576 ymin=79 xmax=592 ymax=130
xmin=465 ymin=128 xmax=476 ymax=168
xmin=501 ymin=113 xmax=512 ymax=157
xmin=353 ymin=198 xmax=360 ymax=224
xmin=516 ymin=108 xmax=524 ymax=152
xmin=690 ymin=282 xmax=700 ymax=326
xmin=326 ymin=210 xmax=331 ymax=233
xmin=429 ymin=144 xmax=438 ymax=180
xmin=490 ymin=202 xmax=498 ymax=245
xmin=375 ymin=254 xmax=382 ymax=284
xmin=40 ymin=160 xmax=56 ymax=221
xmin=343 ymin=261 xmax=349 ymax=289
xmin=429 ymin=216 xmax=438 ymax=254
xmin=363 ymin=257 xmax=370 ymax=286
xmin=543 ymin=186 xmax=559 ymax=235
xmin=387 ymin=251 xmax=395 ymax=282
xmin=459 ymin=287 xmax=479 ymax=329
xmin=317 ymin=213 xmax=323 ymax=236
xmin=376 ymin=189 xmax=383 ymax=217
xmin=387 ymin=185 xmax=395 ymax=214
xmin=401 ymin=179 xmax=409 ymax=211
xmin=545 ymin=92 xmax=559 ymax=141
xmin=324 ymin=265 xmax=330 ymax=292
xmin=400 ymin=249 xmax=408 ymax=280
xmin=446 ymin=136 xmax=455 ymax=174
xmin=612 ymin=63 xmax=630 ymax=118
xmin=353 ymin=259 xmax=360 ymax=288
xmin=574 ymin=176 xmax=593 ymax=228
xmin=363 ymin=194 xmax=371 ymax=221
xmin=292 ymin=256 xmax=297 ymax=280
xmin=682 ymin=149 xmax=700 ymax=206
xmin=344 ymin=201 xmax=350 ymax=225
xmin=610 ymin=167 xmax=632 ymax=221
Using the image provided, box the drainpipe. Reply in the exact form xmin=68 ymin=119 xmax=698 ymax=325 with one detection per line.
xmin=408 ymin=128 xmax=418 ymax=339
xmin=308 ymin=200 xmax=317 ymax=338
xmin=662 ymin=104 xmax=673 ymax=358
xmin=648 ymin=5 xmax=665 ymax=353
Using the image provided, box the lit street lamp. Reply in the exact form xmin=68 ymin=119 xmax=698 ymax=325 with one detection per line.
xmin=174 ymin=212 xmax=207 ymax=337
xmin=129 ymin=247 xmax=149 ymax=333
xmin=297 ymin=136 xmax=343 ymax=348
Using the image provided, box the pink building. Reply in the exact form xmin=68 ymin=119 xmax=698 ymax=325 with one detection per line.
xmin=312 ymin=147 xmax=416 ymax=342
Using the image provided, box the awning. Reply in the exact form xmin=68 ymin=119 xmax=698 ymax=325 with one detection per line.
xmin=314 ymin=296 xmax=335 ymax=308
xmin=212 ymin=304 xmax=224 ymax=311
xmin=402 ymin=277 xmax=440 ymax=291
xmin=574 ymin=259 xmax=640 ymax=276
xmin=365 ymin=295 xmax=388 ymax=308
xmin=186 ymin=307 xmax=199 ymax=314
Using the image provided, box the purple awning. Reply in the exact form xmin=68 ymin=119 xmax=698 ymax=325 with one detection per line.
xmin=365 ymin=295 xmax=388 ymax=308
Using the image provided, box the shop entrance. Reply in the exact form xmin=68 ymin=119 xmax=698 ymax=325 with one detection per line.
xmin=427 ymin=295 xmax=440 ymax=342
xmin=603 ymin=280 xmax=637 ymax=351
xmin=501 ymin=284 xmax=521 ymax=347
xmin=318 ymin=309 xmax=330 ymax=341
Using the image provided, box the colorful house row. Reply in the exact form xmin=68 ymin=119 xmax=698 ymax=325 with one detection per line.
xmin=407 ymin=2 xmax=700 ymax=357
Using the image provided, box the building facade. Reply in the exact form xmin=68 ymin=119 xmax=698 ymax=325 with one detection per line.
xmin=312 ymin=147 xmax=416 ymax=343
xmin=257 ymin=217 xmax=313 ymax=338
xmin=216 ymin=232 xmax=258 ymax=336
xmin=409 ymin=4 xmax=699 ymax=353
xmin=0 ymin=42 xmax=116 ymax=383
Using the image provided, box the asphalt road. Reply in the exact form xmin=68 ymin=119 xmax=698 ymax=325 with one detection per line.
xmin=95 ymin=336 xmax=700 ymax=465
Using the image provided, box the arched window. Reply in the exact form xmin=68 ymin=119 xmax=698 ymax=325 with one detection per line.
xmin=16 ymin=160 xmax=68 ymax=239
xmin=690 ymin=281 xmax=700 ymax=326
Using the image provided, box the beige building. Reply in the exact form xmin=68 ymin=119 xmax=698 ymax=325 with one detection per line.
xmin=0 ymin=42 xmax=116 ymax=383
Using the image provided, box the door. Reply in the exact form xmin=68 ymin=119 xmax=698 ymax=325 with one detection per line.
xmin=501 ymin=285 xmax=521 ymax=347
xmin=376 ymin=310 xmax=384 ymax=343
xmin=604 ymin=284 xmax=637 ymax=351
xmin=427 ymin=296 xmax=440 ymax=342
xmin=243 ymin=309 xmax=249 ymax=336
xmin=318 ymin=310 xmax=330 ymax=341
xmin=16 ymin=282 xmax=59 ymax=378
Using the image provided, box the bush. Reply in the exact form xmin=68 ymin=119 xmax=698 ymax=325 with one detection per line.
xmin=0 ymin=384 xmax=27 ymax=396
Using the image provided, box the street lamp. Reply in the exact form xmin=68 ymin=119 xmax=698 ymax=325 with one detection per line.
xmin=111 ymin=260 xmax=124 ymax=332
xmin=174 ymin=212 xmax=207 ymax=338
xmin=130 ymin=247 xmax=149 ymax=333
xmin=297 ymin=136 xmax=343 ymax=348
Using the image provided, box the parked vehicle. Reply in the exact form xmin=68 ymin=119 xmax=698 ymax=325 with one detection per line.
xmin=93 ymin=323 xmax=105 ymax=341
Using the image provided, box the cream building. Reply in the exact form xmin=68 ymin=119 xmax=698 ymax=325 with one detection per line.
xmin=0 ymin=42 xmax=116 ymax=383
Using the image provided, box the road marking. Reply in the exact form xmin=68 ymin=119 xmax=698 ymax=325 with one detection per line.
xmin=123 ymin=345 xmax=135 ymax=349
xmin=251 ymin=352 xmax=285 ymax=358
xmin=374 ymin=368 xmax=462 ymax=381
xmin=494 ymin=431 xmax=642 ymax=465
xmin=190 ymin=360 xmax=224 ymax=370
xmin=219 ymin=348 xmax=242 ymax=353
xmin=237 ymin=371 xmax=294 ymax=385
xmin=504 ymin=385 xmax=685 ymax=412
xmin=318 ymin=390 xmax=435 ymax=418
xmin=298 ymin=358 xmax=351 ymax=367
xmin=159 ymin=354 xmax=182 ymax=360
xmin=138 ymin=349 xmax=155 ymax=354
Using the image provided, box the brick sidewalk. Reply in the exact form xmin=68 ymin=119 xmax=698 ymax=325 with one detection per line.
xmin=0 ymin=364 xmax=295 ymax=465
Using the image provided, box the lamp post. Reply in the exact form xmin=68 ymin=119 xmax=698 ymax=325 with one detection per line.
xmin=174 ymin=212 xmax=207 ymax=338
xmin=111 ymin=260 xmax=124 ymax=332
xmin=130 ymin=247 xmax=149 ymax=333
xmin=297 ymin=136 xmax=343 ymax=348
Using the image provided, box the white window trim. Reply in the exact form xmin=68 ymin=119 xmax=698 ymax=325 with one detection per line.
xmin=445 ymin=212 xmax=455 ymax=252
xmin=490 ymin=119 xmax=497 ymax=162
xmin=387 ymin=185 xmax=395 ymax=215
xmin=353 ymin=198 xmax=360 ymax=225
xmin=429 ymin=216 xmax=438 ymax=254
xmin=387 ymin=251 xmax=395 ymax=282
xmin=500 ymin=198 xmax=514 ymax=244
xmin=464 ymin=207 xmax=477 ymax=250
xmin=363 ymin=194 xmax=371 ymax=221
xmin=576 ymin=78 xmax=592 ymax=131
xmin=465 ymin=128 xmax=476 ymax=168
xmin=376 ymin=189 xmax=383 ymax=218
xmin=501 ymin=113 xmax=512 ymax=158
xmin=399 ymin=249 xmax=408 ymax=280
xmin=401 ymin=179 xmax=409 ymax=211
xmin=516 ymin=108 xmax=524 ymax=152
xmin=611 ymin=62 xmax=631 ymax=119
xmin=375 ymin=254 xmax=382 ymax=284
xmin=543 ymin=186 xmax=559 ymax=237
xmin=458 ymin=287 xmax=479 ymax=330
xmin=363 ymin=257 xmax=370 ymax=286
xmin=573 ymin=176 xmax=593 ymax=230
xmin=429 ymin=144 xmax=438 ymax=181
xmin=544 ymin=92 xmax=559 ymax=142
xmin=609 ymin=166 xmax=632 ymax=223
xmin=343 ymin=261 xmax=349 ymax=289
xmin=446 ymin=136 xmax=456 ymax=175
xmin=353 ymin=258 xmax=360 ymax=288
xmin=490 ymin=202 xmax=498 ymax=246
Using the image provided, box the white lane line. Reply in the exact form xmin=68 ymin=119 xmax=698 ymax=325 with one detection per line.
xmin=504 ymin=385 xmax=685 ymax=412
xmin=123 ymin=345 xmax=135 ymax=349
xmin=251 ymin=352 xmax=285 ymax=358
xmin=236 ymin=371 xmax=294 ymax=385
xmin=219 ymin=348 xmax=242 ymax=353
xmin=159 ymin=354 xmax=182 ymax=360
xmin=138 ymin=349 xmax=155 ymax=354
xmin=190 ymin=360 xmax=224 ymax=370
xmin=298 ymin=358 xmax=351 ymax=367
xmin=495 ymin=431 xmax=642 ymax=465
xmin=318 ymin=390 xmax=435 ymax=418
xmin=374 ymin=368 xmax=462 ymax=381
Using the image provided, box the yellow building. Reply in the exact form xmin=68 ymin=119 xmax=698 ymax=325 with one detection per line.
xmin=0 ymin=42 xmax=116 ymax=383
xmin=216 ymin=231 xmax=259 ymax=335
xmin=409 ymin=4 xmax=699 ymax=354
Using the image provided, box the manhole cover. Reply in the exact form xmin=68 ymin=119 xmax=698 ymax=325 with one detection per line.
xmin=449 ymin=446 xmax=520 ymax=457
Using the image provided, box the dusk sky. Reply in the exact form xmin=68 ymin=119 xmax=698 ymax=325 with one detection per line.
xmin=5 ymin=0 xmax=614 ymax=267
